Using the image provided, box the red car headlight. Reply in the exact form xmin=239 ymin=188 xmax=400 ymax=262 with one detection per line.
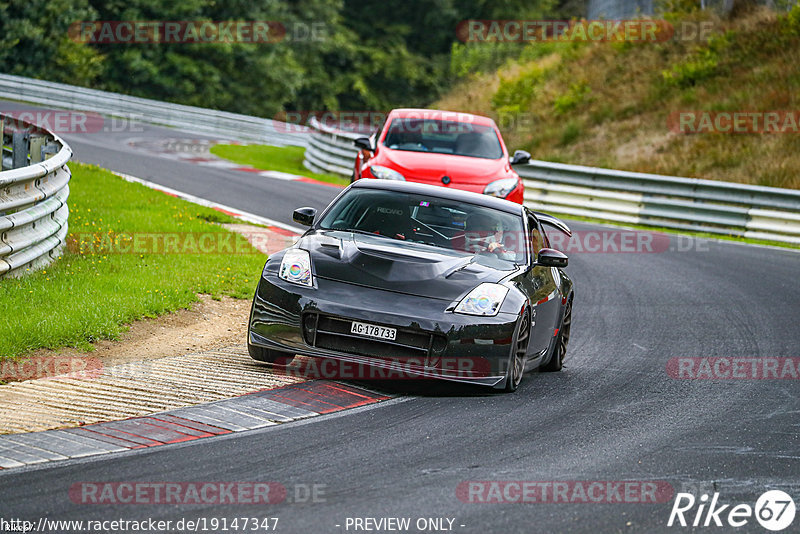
xmin=369 ymin=165 xmax=406 ymax=181
xmin=484 ymin=177 xmax=519 ymax=199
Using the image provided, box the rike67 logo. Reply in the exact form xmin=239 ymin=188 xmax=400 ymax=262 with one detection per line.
xmin=668 ymin=490 xmax=795 ymax=531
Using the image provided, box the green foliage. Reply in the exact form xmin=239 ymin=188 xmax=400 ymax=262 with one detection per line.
xmin=656 ymin=0 xmax=704 ymax=17
xmin=661 ymin=30 xmax=733 ymax=87
xmin=450 ymin=42 xmax=528 ymax=78
xmin=553 ymin=81 xmax=589 ymax=114
xmin=780 ymin=2 xmax=800 ymax=35
xmin=492 ymin=65 xmax=547 ymax=115
xmin=0 ymin=0 xmax=103 ymax=84
xmin=450 ymin=41 xmax=566 ymax=78
xmin=589 ymin=103 xmax=614 ymax=125
xmin=438 ymin=7 xmax=800 ymax=190
xmin=558 ymin=120 xmax=581 ymax=146
xmin=1 ymin=0 xmax=559 ymax=118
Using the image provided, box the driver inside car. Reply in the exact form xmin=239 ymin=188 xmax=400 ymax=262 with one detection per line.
xmin=464 ymin=212 xmax=515 ymax=260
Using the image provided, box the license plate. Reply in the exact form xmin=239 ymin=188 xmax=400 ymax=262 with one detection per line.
xmin=351 ymin=321 xmax=397 ymax=341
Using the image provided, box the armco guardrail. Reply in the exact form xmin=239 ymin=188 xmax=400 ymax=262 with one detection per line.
xmin=303 ymin=116 xmax=361 ymax=177
xmin=0 ymin=112 xmax=71 ymax=277
xmin=518 ymin=162 xmax=800 ymax=244
xmin=304 ymin=118 xmax=800 ymax=244
xmin=0 ymin=74 xmax=306 ymax=147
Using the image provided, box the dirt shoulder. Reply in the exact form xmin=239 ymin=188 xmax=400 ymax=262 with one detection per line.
xmin=3 ymin=222 xmax=294 ymax=379
xmin=0 ymin=295 xmax=308 ymax=435
xmin=9 ymin=295 xmax=250 ymax=374
xmin=0 ymin=224 xmax=307 ymax=434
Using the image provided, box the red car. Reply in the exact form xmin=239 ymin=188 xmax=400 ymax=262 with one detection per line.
xmin=352 ymin=108 xmax=530 ymax=204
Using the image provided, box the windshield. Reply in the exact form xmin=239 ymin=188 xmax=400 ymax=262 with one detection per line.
xmin=318 ymin=189 xmax=526 ymax=264
xmin=382 ymin=118 xmax=503 ymax=159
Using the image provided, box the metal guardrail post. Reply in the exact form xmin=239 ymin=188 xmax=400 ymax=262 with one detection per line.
xmin=29 ymin=135 xmax=45 ymax=164
xmin=0 ymin=118 xmax=5 ymax=171
xmin=12 ymin=131 xmax=29 ymax=169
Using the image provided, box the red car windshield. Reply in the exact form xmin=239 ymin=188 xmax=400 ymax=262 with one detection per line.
xmin=382 ymin=119 xmax=503 ymax=159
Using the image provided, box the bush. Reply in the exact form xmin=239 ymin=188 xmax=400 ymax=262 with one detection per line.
xmin=661 ymin=31 xmax=733 ymax=87
xmin=492 ymin=65 xmax=546 ymax=115
xmin=553 ymin=82 xmax=589 ymax=114
xmin=559 ymin=120 xmax=582 ymax=146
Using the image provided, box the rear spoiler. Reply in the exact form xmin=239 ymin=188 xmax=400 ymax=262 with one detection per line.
xmin=532 ymin=212 xmax=572 ymax=237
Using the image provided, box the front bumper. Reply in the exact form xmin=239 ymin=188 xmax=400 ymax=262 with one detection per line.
xmin=249 ymin=274 xmax=520 ymax=388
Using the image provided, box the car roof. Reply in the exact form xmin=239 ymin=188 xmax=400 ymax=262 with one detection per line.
xmin=350 ymin=179 xmax=524 ymax=216
xmin=388 ymin=108 xmax=497 ymax=128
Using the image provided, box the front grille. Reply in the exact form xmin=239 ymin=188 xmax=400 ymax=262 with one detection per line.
xmin=302 ymin=313 xmax=440 ymax=361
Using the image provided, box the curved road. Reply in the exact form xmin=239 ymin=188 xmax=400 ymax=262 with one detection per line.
xmin=0 ymin=100 xmax=337 ymax=228
xmin=1 ymin=101 xmax=799 ymax=533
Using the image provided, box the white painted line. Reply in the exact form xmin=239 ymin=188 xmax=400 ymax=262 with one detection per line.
xmin=3 ymin=433 xmax=102 ymax=459
xmin=48 ymin=430 xmax=124 ymax=453
xmin=111 ymin=171 xmax=303 ymax=234
xmin=0 ymin=456 xmax=25 ymax=469
xmin=194 ymin=159 xmax=242 ymax=169
xmin=260 ymin=170 xmax=303 ymax=181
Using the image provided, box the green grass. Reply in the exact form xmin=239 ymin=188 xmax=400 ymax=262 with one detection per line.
xmin=210 ymin=144 xmax=349 ymax=186
xmin=0 ymin=162 xmax=268 ymax=361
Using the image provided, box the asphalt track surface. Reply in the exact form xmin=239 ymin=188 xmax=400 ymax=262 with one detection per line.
xmin=1 ymin=101 xmax=799 ymax=533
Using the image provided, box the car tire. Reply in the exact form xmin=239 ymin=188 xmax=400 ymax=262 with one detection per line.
xmin=247 ymin=342 xmax=295 ymax=365
xmin=504 ymin=310 xmax=531 ymax=392
xmin=541 ymin=297 xmax=572 ymax=372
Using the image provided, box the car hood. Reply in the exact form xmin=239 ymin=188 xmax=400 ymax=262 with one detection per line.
xmin=377 ymin=150 xmax=511 ymax=186
xmin=299 ymin=230 xmax=513 ymax=301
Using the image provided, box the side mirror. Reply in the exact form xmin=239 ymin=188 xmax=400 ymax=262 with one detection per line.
xmin=293 ymin=207 xmax=317 ymax=226
xmin=510 ymin=150 xmax=531 ymax=165
xmin=354 ymin=137 xmax=374 ymax=151
xmin=537 ymin=248 xmax=568 ymax=268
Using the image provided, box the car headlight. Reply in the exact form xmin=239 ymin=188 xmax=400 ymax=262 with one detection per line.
xmin=279 ymin=249 xmax=313 ymax=286
xmin=370 ymin=165 xmax=406 ymax=181
xmin=454 ymin=283 xmax=509 ymax=316
xmin=484 ymin=177 xmax=519 ymax=199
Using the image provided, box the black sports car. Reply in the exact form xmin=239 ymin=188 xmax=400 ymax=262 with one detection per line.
xmin=247 ymin=180 xmax=574 ymax=391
